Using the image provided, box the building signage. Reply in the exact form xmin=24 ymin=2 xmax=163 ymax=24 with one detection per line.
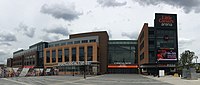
xmin=113 ymin=62 xmax=132 ymax=64
xmin=58 ymin=61 xmax=93 ymax=66
xmin=155 ymin=13 xmax=177 ymax=28
xmin=159 ymin=15 xmax=174 ymax=26
xmin=108 ymin=65 xmax=138 ymax=69
xmin=157 ymin=49 xmax=177 ymax=61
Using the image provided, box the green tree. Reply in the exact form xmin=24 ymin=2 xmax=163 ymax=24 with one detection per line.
xmin=179 ymin=50 xmax=195 ymax=68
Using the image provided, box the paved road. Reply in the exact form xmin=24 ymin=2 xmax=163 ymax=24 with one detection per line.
xmin=0 ymin=74 xmax=172 ymax=85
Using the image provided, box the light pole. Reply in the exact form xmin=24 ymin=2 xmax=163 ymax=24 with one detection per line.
xmin=84 ymin=61 xmax=86 ymax=79
xmin=194 ymin=56 xmax=198 ymax=64
xmin=194 ymin=56 xmax=198 ymax=70
xmin=83 ymin=52 xmax=86 ymax=79
xmin=72 ymin=65 xmax=74 ymax=76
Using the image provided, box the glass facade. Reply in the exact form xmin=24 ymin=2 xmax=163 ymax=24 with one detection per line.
xmin=72 ymin=48 xmax=76 ymax=61
xmin=64 ymin=49 xmax=69 ymax=62
xmin=87 ymin=46 xmax=93 ymax=61
xmin=52 ymin=50 xmax=56 ymax=62
xmin=46 ymin=51 xmax=50 ymax=63
xmin=156 ymin=29 xmax=176 ymax=48
xmin=148 ymin=27 xmax=156 ymax=63
xmin=58 ymin=49 xmax=62 ymax=62
xmin=108 ymin=40 xmax=137 ymax=64
xmin=79 ymin=47 xmax=84 ymax=61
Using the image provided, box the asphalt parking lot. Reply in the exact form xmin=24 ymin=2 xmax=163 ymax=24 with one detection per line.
xmin=0 ymin=74 xmax=173 ymax=85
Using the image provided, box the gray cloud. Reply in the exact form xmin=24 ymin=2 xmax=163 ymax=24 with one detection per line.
xmin=43 ymin=26 xmax=70 ymax=36
xmin=97 ymin=0 xmax=127 ymax=7
xmin=41 ymin=26 xmax=70 ymax=41
xmin=0 ymin=31 xmax=17 ymax=42
xmin=178 ymin=38 xmax=194 ymax=49
xmin=121 ymin=32 xmax=138 ymax=39
xmin=0 ymin=43 xmax=12 ymax=46
xmin=133 ymin=0 xmax=200 ymax=13
xmin=93 ymin=27 xmax=112 ymax=38
xmin=17 ymin=23 xmax=36 ymax=38
xmin=0 ymin=51 xmax=10 ymax=64
xmin=41 ymin=33 xmax=60 ymax=42
xmin=40 ymin=3 xmax=82 ymax=21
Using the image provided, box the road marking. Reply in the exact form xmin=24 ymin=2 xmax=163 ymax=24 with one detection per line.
xmin=2 ymin=78 xmax=31 ymax=85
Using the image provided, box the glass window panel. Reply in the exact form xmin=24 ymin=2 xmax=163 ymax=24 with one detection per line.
xmin=52 ymin=50 xmax=56 ymax=62
xmin=72 ymin=48 xmax=76 ymax=61
xmin=58 ymin=49 xmax=62 ymax=62
xmin=64 ymin=49 xmax=69 ymax=62
xmin=87 ymin=46 xmax=93 ymax=61
xmin=46 ymin=51 xmax=50 ymax=63
xmin=79 ymin=47 xmax=84 ymax=61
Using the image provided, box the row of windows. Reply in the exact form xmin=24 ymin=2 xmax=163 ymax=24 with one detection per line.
xmin=24 ymin=61 xmax=35 ymax=65
xmin=109 ymin=41 xmax=137 ymax=45
xmin=13 ymin=62 xmax=23 ymax=66
xmin=156 ymin=30 xmax=176 ymax=37
xmin=46 ymin=46 xmax=93 ymax=63
xmin=48 ymin=39 xmax=96 ymax=47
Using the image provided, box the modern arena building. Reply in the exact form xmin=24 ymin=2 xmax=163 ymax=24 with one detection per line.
xmin=7 ymin=13 xmax=178 ymax=75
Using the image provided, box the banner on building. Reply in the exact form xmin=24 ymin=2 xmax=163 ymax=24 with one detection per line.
xmin=157 ymin=49 xmax=177 ymax=61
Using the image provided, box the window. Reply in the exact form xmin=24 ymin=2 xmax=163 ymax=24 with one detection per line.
xmin=140 ymin=31 xmax=144 ymax=42
xmin=46 ymin=51 xmax=50 ymax=63
xmin=72 ymin=48 xmax=76 ymax=61
xmin=149 ymin=30 xmax=154 ymax=35
xmin=149 ymin=40 xmax=154 ymax=46
xmin=52 ymin=50 xmax=56 ymax=63
xmin=58 ymin=49 xmax=62 ymax=62
xmin=48 ymin=45 xmax=52 ymax=47
xmin=87 ymin=46 xmax=93 ymax=61
xmin=149 ymin=51 xmax=155 ymax=63
xmin=140 ymin=41 xmax=144 ymax=51
xmin=61 ymin=43 xmax=66 ymax=46
xmin=82 ymin=40 xmax=88 ymax=43
xmin=74 ymin=41 xmax=80 ymax=44
xmin=55 ymin=44 xmax=59 ymax=46
xmin=140 ymin=53 xmax=144 ymax=61
xmin=67 ymin=42 xmax=73 ymax=44
xmin=89 ymin=39 xmax=96 ymax=42
xmin=64 ymin=49 xmax=69 ymax=62
xmin=79 ymin=47 xmax=84 ymax=61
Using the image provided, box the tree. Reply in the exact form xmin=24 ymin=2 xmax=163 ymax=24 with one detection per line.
xmin=179 ymin=50 xmax=195 ymax=68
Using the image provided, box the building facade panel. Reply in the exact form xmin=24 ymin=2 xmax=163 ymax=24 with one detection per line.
xmin=70 ymin=31 xmax=108 ymax=74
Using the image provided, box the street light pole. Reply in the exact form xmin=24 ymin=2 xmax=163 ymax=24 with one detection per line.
xmin=72 ymin=66 xmax=74 ymax=76
xmin=194 ymin=56 xmax=198 ymax=64
xmin=84 ymin=60 xmax=86 ymax=79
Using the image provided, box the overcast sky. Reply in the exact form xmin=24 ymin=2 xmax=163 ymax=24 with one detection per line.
xmin=0 ymin=0 xmax=200 ymax=64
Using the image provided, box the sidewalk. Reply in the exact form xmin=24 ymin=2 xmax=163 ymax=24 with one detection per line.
xmin=144 ymin=75 xmax=200 ymax=85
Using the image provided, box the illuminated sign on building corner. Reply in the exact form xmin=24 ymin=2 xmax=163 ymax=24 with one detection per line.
xmin=159 ymin=15 xmax=174 ymax=26
xmin=155 ymin=13 xmax=177 ymax=28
